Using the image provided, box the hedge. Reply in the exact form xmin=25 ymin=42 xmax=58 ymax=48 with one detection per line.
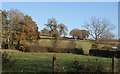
xmin=89 ymin=49 xmax=120 ymax=58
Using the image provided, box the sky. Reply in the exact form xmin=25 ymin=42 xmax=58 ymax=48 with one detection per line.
xmin=1 ymin=2 xmax=118 ymax=38
xmin=1 ymin=0 xmax=119 ymax=2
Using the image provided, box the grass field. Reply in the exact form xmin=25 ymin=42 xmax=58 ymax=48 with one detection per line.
xmin=3 ymin=52 xmax=120 ymax=72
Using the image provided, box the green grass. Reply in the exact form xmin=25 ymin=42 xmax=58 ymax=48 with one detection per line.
xmin=4 ymin=52 xmax=119 ymax=72
xmin=76 ymin=40 xmax=92 ymax=54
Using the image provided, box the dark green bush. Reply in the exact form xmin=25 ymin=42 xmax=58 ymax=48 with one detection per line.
xmin=52 ymin=48 xmax=84 ymax=55
xmin=2 ymin=52 xmax=17 ymax=71
xmin=89 ymin=49 xmax=117 ymax=58
xmin=74 ymin=48 xmax=84 ymax=54
xmin=1 ymin=42 xmax=8 ymax=49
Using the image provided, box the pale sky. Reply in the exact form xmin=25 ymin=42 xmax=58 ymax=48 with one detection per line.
xmin=1 ymin=2 xmax=119 ymax=38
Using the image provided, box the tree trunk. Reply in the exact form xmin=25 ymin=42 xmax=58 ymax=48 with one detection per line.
xmin=95 ymin=37 xmax=98 ymax=48
xmin=17 ymin=40 xmax=20 ymax=50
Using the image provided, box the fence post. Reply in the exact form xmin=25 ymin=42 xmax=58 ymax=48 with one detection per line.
xmin=112 ymin=57 xmax=115 ymax=74
xmin=52 ymin=54 xmax=56 ymax=74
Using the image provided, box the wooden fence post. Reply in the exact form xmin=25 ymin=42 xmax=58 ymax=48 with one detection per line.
xmin=112 ymin=57 xmax=115 ymax=74
xmin=112 ymin=57 xmax=114 ymax=74
xmin=52 ymin=54 xmax=56 ymax=73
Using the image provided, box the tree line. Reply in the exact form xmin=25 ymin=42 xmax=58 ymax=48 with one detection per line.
xmin=40 ymin=18 xmax=90 ymax=40
xmin=0 ymin=9 xmax=115 ymax=49
xmin=1 ymin=9 xmax=39 ymax=49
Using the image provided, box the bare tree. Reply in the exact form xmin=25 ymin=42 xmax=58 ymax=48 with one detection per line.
xmin=83 ymin=17 xmax=114 ymax=45
xmin=99 ymin=32 xmax=115 ymax=46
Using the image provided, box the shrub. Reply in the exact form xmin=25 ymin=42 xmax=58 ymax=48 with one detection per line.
xmin=91 ymin=44 xmax=98 ymax=49
xmin=71 ymin=60 xmax=81 ymax=72
xmin=89 ymin=49 xmax=117 ymax=58
xmin=16 ymin=44 xmax=28 ymax=52
xmin=71 ymin=58 xmax=106 ymax=72
xmin=25 ymin=44 xmax=48 ymax=52
xmin=74 ymin=48 xmax=84 ymax=54
xmin=1 ymin=42 xmax=8 ymax=49
xmin=71 ymin=58 xmax=90 ymax=72
xmin=55 ymin=48 xmax=84 ymax=55
xmin=47 ymin=47 xmax=54 ymax=52
xmin=117 ymin=51 xmax=120 ymax=58
xmin=2 ymin=52 xmax=17 ymax=71
xmin=64 ymin=48 xmax=75 ymax=53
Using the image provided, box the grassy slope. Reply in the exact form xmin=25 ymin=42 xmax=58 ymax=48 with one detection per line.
xmin=5 ymin=52 xmax=116 ymax=72
xmin=38 ymin=39 xmax=92 ymax=54
xmin=76 ymin=40 xmax=92 ymax=54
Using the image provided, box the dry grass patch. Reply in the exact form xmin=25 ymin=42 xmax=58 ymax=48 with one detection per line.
xmin=0 ymin=49 xmax=20 ymax=53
